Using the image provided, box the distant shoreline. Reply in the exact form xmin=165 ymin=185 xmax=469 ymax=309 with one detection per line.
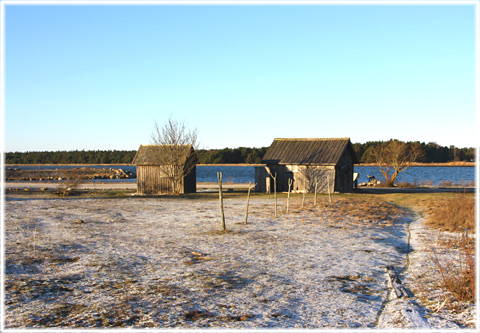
xmin=357 ymin=162 xmax=475 ymax=167
xmin=5 ymin=162 xmax=475 ymax=167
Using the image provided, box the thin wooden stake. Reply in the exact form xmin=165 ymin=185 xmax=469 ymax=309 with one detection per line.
xmin=33 ymin=226 xmax=37 ymax=259
xmin=265 ymin=167 xmax=278 ymax=218
xmin=286 ymin=178 xmax=292 ymax=213
xmin=217 ymin=172 xmax=226 ymax=231
xmin=274 ymin=172 xmax=277 ymax=218
xmin=244 ymin=182 xmax=255 ymax=225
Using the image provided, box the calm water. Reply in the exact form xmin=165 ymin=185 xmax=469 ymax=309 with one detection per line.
xmin=6 ymin=164 xmax=476 ymax=186
xmin=197 ymin=165 xmax=475 ymax=186
xmin=354 ymin=166 xmax=475 ymax=186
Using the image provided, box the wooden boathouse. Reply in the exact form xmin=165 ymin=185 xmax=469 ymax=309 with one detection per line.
xmin=255 ymin=138 xmax=358 ymax=193
xmin=132 ymin=144 xmax=197 ymax=195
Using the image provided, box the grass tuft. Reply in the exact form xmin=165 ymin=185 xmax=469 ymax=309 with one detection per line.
xmin=431 ymin=231 xmax=475 ymax=304
xmin=425 ymin=193 xmax=475 ymax=232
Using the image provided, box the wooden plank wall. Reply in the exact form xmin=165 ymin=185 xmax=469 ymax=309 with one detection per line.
xmin=137 ymin=165 xmax=172 ymax=195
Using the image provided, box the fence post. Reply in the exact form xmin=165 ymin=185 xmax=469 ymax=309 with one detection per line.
xmin=244 ymin=182 xmax=255 ymax=225
xmin=217 ymin=172 xmax=226 ymax=231
xmin=286 ymin=178 xmax=292 ymax=213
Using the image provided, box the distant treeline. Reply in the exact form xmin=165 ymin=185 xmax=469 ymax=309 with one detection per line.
xmin=5 ymin=150 xmax=138 ymax=165
xmin=352 ymin=141 xmax=475 ymax=163
xmin=4 ymin=148 xmax=269 ymax=165
xmin=5 ymin=142 xmax=475 ymax=165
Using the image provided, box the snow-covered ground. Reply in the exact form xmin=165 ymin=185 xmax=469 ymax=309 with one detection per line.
xmin=3 ymin=195 xmax=476 ymax=329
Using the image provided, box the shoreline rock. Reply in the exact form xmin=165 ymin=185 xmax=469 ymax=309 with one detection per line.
xmin=5 ymin=167 xmax=136 ymax=181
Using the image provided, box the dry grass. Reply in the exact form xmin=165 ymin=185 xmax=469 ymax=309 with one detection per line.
xmin=424 ymin=193 xmax=475 ymax=232
xmin=310 ymin=196 xmax=405 ymax=227
xmin=431 ymin=231 xmax=475 ymax=304
xmin=382 ymin=192 xmax=476 ymax=309
xmin=382 ymin=192 xmax=475 ymax=231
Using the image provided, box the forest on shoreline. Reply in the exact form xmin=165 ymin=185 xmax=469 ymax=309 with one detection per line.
xmin=5 ymin=141 xmax=475 ymax=165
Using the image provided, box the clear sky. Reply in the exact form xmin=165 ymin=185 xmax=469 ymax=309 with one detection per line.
xmin=2 ymin=1 xmax=478 ymax=152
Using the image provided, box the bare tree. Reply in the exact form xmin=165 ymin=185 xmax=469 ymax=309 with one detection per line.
xmin=151 ymin=117 xmax=198 ymax=194
xmin=373 ymin=140 xmax=423 ymax=187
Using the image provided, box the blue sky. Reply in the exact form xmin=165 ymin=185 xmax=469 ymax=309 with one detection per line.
xmin=3 ymin=2 xmax=478 ymax=151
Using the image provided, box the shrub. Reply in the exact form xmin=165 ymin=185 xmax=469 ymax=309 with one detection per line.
xmin=55 ymin=170 xmax=84 ymax=196
xmin=396 ymin=181 xmax=417 ymax=188
xmin=432 ymin=231 xmax=475 ymax=303
xmin=418 ymin=180 xmax=434 ymax=187
xmin=438 ymin=180 xmax=454 ymax=187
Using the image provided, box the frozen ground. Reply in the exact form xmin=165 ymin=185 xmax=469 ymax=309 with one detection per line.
xmin=3 ymin=195 xmax=475 ymax=329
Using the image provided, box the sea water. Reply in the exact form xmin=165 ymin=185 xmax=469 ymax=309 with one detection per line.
xmin=6 ymin=164 xmax=475 ymax=186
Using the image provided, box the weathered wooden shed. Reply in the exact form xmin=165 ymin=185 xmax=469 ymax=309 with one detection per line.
xmin=132 ymin=144 xmax=197 ymax=195
xmin=255 ymin=138 xmax=359 ymax=193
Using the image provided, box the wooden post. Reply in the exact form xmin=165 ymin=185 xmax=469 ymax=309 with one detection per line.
xmin=274 ymin=172 xmax=277 ymax=218
xmin=385 ymin=265 xmax=409 ymax=298
xmin=286 ymin=178 xmax=292 ymax=213
xmin=244 ymin=182 xmax=255 ymax=225
xmin=33 ymin=226 xmax=37 ymax=259
xmin=265 ymin=167 xmax=278 ymax=218
xmin=217 ymin=172 xmax=226 ymax=231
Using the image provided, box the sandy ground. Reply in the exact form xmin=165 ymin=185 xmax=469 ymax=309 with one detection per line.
xmin=4 ymin=181 xmax=474 ymax=194
xmin=4 ymin=181 xmax=249 ymax=191
xmin=3 ymin=195 xmax=476 ymax=329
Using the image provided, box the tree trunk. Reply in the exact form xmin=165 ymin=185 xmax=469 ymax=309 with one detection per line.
xmin=380 ymin=168 xmax=394 ymax=187
xmin=389 ymin=169 xmax=399 ymax=186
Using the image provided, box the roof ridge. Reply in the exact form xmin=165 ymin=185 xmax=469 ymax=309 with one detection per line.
xmin=139 ymin=144 xmax=193 ymax=147
xmin=273 ymin=138 xmax=350 ymax=141
xmin=261 ymin=138 xmax=355 ymax=165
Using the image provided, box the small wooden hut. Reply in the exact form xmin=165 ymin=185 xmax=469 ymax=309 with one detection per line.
xmin=132 ymin=144 xmax=197 ymax=195
xmin=255 ymin=138 xmax=358 ymax=193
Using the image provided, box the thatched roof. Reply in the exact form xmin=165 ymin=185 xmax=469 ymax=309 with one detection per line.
xmin=261 ymin=138 xmax=359 ymax=165
xmin=132 ymin=144 xmax=195 ymax=165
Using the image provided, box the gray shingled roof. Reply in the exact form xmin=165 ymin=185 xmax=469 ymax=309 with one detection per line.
xmin=132 ymin=144 xmax=195 ymax=165
xmin=261 ymin=138 xmax=358 ymax=165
